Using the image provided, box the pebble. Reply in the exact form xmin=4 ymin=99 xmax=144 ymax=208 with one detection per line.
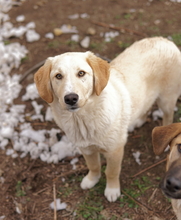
xmin=154 ymin=19 xmax=161 ymax=25
xmin=87 ymin=27 xmax=96 ymax=35
xmin=53 ymin=28 xmax=62 ymax=36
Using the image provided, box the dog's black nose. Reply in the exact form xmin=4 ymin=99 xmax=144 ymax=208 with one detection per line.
xmin=166 ymin=176 xmax=181 ymax=192
xmin=64 ymin=93 xmax=79 ymax=106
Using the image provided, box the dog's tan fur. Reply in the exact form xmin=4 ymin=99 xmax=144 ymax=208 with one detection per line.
xmin=34 ymin=37 xmax=181 ymax=202
xmin=152 ymin=123 xmax=181 ymax=219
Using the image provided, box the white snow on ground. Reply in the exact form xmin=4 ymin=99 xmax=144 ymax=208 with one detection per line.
xmin=0 ymin=0 xmax=80 ymax=164
xmin=49 ymin=198 xmax=67 ymax=211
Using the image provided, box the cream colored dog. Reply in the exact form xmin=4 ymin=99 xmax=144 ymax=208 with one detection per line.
xmin=34 ymin=37 xmax=181 ymax=202
xmin=152 ymin=123 xmax=181 ymax=220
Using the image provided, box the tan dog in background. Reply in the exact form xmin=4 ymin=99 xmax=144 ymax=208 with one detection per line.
xmin=34 ymin=37 xmax=181 ymax=202
xmin=152 ymin=123 xmax=181 ymax=220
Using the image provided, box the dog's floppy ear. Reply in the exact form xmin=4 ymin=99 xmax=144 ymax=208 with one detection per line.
xmin=34 ymin=58 xmax=53 ymax=103
xmin=152 ymin=123 xmax=181 ymax=155
xmin=86 ymin=52 xmax=110 ymax=96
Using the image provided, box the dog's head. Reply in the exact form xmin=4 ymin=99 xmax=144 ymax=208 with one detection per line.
xmin=152 ymin=123 xmax=181 ymax=199
xmin=34 ymin=51 xmax=110 ymax=112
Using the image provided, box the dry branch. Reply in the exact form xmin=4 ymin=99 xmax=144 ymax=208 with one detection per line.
xmin=132 ymin=157 xmax=167 ymax=178
xmin=53 ymin=182 xmax=57 ymax=220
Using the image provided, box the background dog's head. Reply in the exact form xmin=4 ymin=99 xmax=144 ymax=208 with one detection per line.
xmin=152 ymin=123 xmax=181 ymax=199
xmin=34 ymin=51 xmax=110 ymax=112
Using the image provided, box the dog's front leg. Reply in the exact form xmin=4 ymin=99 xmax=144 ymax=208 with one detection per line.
xmin=103 ymin=146 xmax=124 ymax=202
xmin=80 ymin=148 xmax=101 ymax=189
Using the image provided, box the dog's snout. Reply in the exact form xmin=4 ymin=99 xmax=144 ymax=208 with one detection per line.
xmin=165 ymin=176 xmax=181 ymax=192
xmin=64 ymin=93 xmax=79 ymax=106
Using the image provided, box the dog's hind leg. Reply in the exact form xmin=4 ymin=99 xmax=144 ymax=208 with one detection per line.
xmin=80 ymin=150 xmax=101 ymax=190
xmin=157 ymin=96 xmax=177 ymax=126
xmin=103 ymin=145 xmax=124 ymax=202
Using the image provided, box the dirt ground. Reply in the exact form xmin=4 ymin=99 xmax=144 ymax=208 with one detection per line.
xmin=1 ymin=0 xmax=181 ymax=219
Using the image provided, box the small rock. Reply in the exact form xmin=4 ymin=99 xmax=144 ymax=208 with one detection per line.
xmin=53 ymin=28 xmax=63 ymax=36
xmin=87 ymin=27 xmax=96 ymax=35
xmin=33 ymin=5 xmax=39 ymax=9
xmin=154 ymin=19 xmax=161 ymax=25
xmin=80 ymin=36 xmax=90 ymax=48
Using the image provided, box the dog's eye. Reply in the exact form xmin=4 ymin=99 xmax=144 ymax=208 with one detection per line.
xmin=55 ymin=73 xmax=63 ymax=80
xmin=78 ymin=71 xmax=86 ymax=77
xmin=177 ymin=144 xmax=181 ymax=153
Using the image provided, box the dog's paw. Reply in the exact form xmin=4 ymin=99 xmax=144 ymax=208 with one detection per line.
xmin=80 ymin=175 xmax=100 ymax=189
xmin=104 ymin=187 xmax=120 ymax=202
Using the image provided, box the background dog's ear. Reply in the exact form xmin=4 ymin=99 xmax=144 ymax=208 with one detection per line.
xmin=152 ymin=123 xmax=181 ymax=155
xmin=86 ymin=52 xmax=110 ymax=96
xmin=34 ymin=58 xmax=53 ymax=103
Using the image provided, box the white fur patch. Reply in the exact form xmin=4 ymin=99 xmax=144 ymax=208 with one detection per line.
xmin=80 ymin=174 xmax=100 ymax=189
xmin=104 ymin=187 xmax=120 ymax=202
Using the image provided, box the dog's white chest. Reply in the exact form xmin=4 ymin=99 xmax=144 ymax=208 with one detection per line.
xmin=61 ymin=111 xmax=107 ymax=147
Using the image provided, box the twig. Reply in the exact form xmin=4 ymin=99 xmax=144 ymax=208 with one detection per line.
xmin=53 ymin=182 xmax=57 ymax=220
xmin=92 ymin=20 xmax=147 ymax=37
xmin=122 ymin=189 xmax=153 ymax=212
xmin=132 ymin=157 xmax=167 ymax=178
xmin=33 ymin=186 xmax=51 ymax=195
xmin=20 ymin=60 xmax=45 ymax=83
xmin=32 ymin=202 xmax=36 ymax=214
xmin=148 ymin=188 xmax=157 ymax=203
xmin=26 ymin=160 xmax=36 ymax=172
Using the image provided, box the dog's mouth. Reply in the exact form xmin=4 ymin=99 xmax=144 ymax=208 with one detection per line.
xmin=162 ymin=189 xmax=181 ymax=199
xmin=67 ymin=105 xmax=79 ymax=112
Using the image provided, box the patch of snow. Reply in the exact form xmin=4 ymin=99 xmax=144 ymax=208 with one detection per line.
xmin=104 ymin=31 xmax=119 ymax=42
xmin=152 ymin=109 xmax=163 ymax=121
xmin=22 ymin=83 xmax=39 ymax=101
xmin=70 ymin=157 xmax=79 ymax=170
xmin=49 ymin=198 xmax=67 ymax=211
xmin=45 ymin=107 xmax=53 ymax=121
xmin=16 ymin=15 xmax=25 ymax=22
xmin=133 ymin=151 xmax=141 ymax=165
xmin=80 ymin=13 xmax=89 ymax=18
xmin=45 ymin=32 xmax=54 ymax=39
xmin=0 ymin=0 xmax=79 ymax=165
xmin=68 ymin=13 xmax=79 ymax=20
xmin=80 ymin=36 xmax=90 ymax=48
xmin=26 ymin=21 xmax=36 ymax=29
xmin=60 ymin=24 xmax=78 ymax=34
xmin=71 ymin=34 xmax=79 ymax=42
xmin=26 ymin=29 xmax=40 ymax=42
